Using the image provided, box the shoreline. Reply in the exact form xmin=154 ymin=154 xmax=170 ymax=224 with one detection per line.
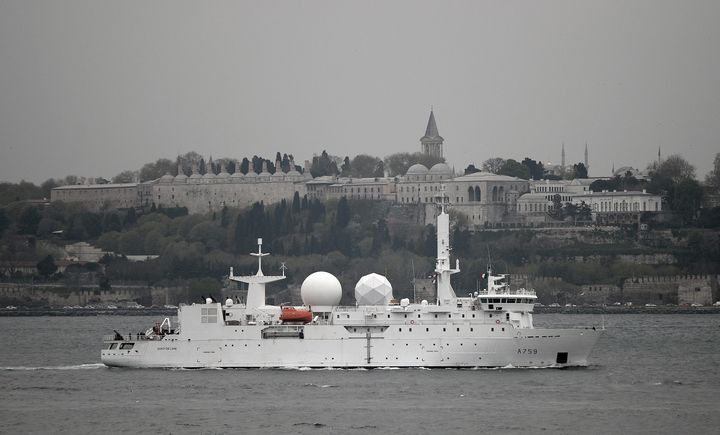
xmin=0 ymin=306 xmax=719 ymax=317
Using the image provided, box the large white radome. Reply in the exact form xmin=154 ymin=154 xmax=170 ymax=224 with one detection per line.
xmin=301 ymin=271 xmax=342 ymax=306
xmin=355 ymin=273 xmax=393 ymax=305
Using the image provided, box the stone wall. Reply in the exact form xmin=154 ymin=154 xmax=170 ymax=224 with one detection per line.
xmin=622 ymin=275 xmax=719 ymax=305
xmin=0 ymin=283 xmax=188 ymax=307
xmin=153 ymin=179 xmax=307 ymax=214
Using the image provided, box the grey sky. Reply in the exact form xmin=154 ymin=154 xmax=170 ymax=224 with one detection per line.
xmin=1 ymin=0 xmax=718 ymax=184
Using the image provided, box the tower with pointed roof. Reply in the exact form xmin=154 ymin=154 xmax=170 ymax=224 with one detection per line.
xmin=584 ymin=142 xmax=589 ymax=175
xmin=420 ymin=109 xmax=444 ymax=159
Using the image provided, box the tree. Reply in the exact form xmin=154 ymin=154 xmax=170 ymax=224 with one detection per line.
xmin=383 ymin=152 xmax=445 ymax=177
xmin=18 ymin=206 xmax=41 ymax=235
xmin=139 ymin=158 xmax=175 ymax=182
xmin=102 ymin=213 xmax=122 ymax=233
xmin=112 ymin=170 xmax=137 ymax=183
xmin=673 ymin=179 xmax=704 ymax=224
xmin=336 ymin=197 xmax=351 ymax=228
xmin=240 ymin=158 xmax=250 ymax=174
xmin=40 ymin=179 xmax=59 ymax=197
xmin=36 ymin=255 xmax=57 ymax=278
xmin=654 ymin=154 xmax=696 ymax=183
xmin=482 ymin=157 xmax=506 ymax=174
xmin=0 ymin=208 xmax=8 ymax=234
xmin=349 ymin=154 xmax=382 ymax=178
xmin=572 ymin=162 xmax=588 ymax=179
xmin=373 ymin=160 xmax=385 ymax=178
xmin=563 ymin=202 xmax=578 ymax=222
xmin=310 ymin=150 xmax=340 ymax=177
xmin=340 ymin=156 xmax=351 ymax=177
xmin=292 ymin=192 xmax=301 ymax=213
xmin=551 ymin=194 xmax=563 ymax=219
xmin=705 ymin=153 xmax=720 ymax=193
xmin=464 ymin=164 xmax=481 ymax=175
xmin=578 ymin=202 xmax=592 ymax=222
xmin=497 ymin=159 xmax=530 ymax=179
xmin=521 ymin=158 xmax=545 ymax=180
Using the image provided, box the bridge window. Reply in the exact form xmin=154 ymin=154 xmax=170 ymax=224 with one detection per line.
xmin=201 ymin=307 xmax=217 ymax=323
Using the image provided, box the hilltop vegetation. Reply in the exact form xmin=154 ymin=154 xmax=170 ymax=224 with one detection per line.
xmin=1 ymin=151 xmax=719 ymax=304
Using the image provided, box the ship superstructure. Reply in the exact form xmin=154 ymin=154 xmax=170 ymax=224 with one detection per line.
xmin=102 ymin=193 xmax=600 ymax=368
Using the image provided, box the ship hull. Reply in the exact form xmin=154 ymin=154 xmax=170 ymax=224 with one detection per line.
xmin=102 ymin=325 xmax=600 ymax=369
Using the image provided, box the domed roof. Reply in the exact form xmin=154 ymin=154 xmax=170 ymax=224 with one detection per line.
xmin=244 ymin=171 xmax=257 ymax=179
xmin=301 ymin=271 xmax=342 ymax=306
xmin=189 ymin=172 xmax=202 ymax=179
xmin=230 ymin=171 xmax=244 ymax=179
xmin=160 ymin=173 xmax=174 ymax=183
xmin=272 ymin=170 xmax=285 ymax=178
xmin=355 ymin=273 xmax=393 ymax=306
xmin=202 ymin=172 xmax=216 ymax=179
xmin=406 ymin=164 xmax=429 ymax=175
xmin=429 ymin=162 xmax=452 ymax=176
xmin=174 ymin=173 xmax=187 ymax=183
xmin=216 ymin=171 xmax=230 ymax=179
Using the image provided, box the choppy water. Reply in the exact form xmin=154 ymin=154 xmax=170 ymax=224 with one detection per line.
xmin=0 ymin=314 xmax=718 ymax=434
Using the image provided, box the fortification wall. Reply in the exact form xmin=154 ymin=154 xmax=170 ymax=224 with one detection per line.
xmin=154 ymin=180 xmax=307 ymax=214
xmin=621 ymin=275 xmax=718 ymax=305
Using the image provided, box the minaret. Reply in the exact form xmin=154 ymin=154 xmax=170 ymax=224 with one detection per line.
xmin=584 ymin=142 xmax=589 ymax=172
xmin=420 ymin=109 xmax=444 ymax=159
xmin=561 ymin=142 xmax=566 ymax=169
xmin=658 ymin=146 xmax=662 ymax=164
xmin=434 ymin=186 xmax=459 ymax=305
xmin=229 ymin=238 xmax=286 ymax=310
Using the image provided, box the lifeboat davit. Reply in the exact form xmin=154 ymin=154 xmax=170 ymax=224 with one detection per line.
xmin=280 ymin=307 xmax=312 ymax=324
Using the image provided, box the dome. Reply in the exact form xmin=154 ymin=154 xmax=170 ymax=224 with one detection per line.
xmin=160 ymin=173 xmax=174 ymax=183
xmin=174 ymin=173 xmax=187 ymax=183
xmin=202 ymin=172 xmax=216 ymax=179
xmin=230 ymin=171 xmax=244 ymax=179
xmin=301 ymin=271 xmax=342 ymax=306
xmin=355 ymin=273 xmax=393 ymax=306
xmin=189 ymin=172 xmax=202 ymax=180
xmin=272 ymin=170 xmax=285 ymax=179
xmin=429 ymin=162 xmax=453 ymax=176
xmin=406 ymin=164 xmax=429 ymax=175
xmin=244 ymin=171 xmax=257 ymax=180
xmin=216 ymin=171 xmax=230 ymax=179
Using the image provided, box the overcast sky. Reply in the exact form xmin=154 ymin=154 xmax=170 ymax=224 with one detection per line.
xmin=1 ymin=0 xmax=718 ymax=183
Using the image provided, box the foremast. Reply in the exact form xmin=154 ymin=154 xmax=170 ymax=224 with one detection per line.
xmin=435 ymin=187 xmax=460 ymax=305
xmin=229 ymin=238 xmax=285 ymax=310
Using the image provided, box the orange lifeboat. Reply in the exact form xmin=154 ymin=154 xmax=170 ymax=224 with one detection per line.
xmin=280 ymin=307 xmax=313 ymax=324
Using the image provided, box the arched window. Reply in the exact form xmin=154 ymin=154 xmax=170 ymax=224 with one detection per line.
xmin=499 ymin=186 xmax=504 ymax=203
xmin=474 ymin=186 xmax=481 ymax=202
xmin=492 ymin=186 xmax=498 ymax=202
xmin=467 ymin=186 xmax=474 ymax=202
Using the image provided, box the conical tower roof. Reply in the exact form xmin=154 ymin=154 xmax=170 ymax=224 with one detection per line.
xmin=420 ymin=110 xmax=443 ymax=141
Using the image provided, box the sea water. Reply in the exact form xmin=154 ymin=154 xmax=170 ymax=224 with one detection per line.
xmin=0 ymin=314 xmax=718 ymax=434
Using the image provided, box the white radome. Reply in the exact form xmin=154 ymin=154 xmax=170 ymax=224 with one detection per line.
xmin=301 ymin=271 xmax=342 ymax=306
xmin=355 ymin=273 xmax=393 ymax=305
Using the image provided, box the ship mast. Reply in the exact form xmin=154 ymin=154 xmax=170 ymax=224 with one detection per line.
xmin=229 ymin=238 xmax=286 ymax=310
xmin=434 ymin=186 xmax=460 ymax=305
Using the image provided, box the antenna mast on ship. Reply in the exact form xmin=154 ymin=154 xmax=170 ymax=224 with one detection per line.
xmin=434 ymin=185 xmax=460 ymax=305
xmin=229 ymin=238 xmax=286 ymax=310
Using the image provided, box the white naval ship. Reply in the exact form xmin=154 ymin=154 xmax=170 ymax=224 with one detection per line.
xmin=101 ymin=197 xmax=601 ymax=368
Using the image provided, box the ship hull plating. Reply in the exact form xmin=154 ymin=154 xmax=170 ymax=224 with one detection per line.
xmin=102 ymin=325 xmax=599 ymax=369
